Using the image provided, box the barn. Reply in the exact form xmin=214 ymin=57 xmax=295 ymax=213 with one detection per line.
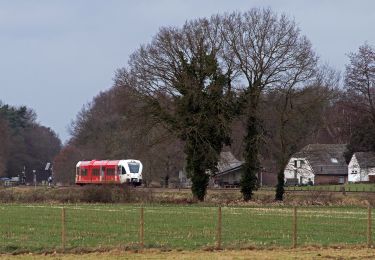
xmin=284 ymin=144 xmax=348 ymax=185
xmin=348 ymin=152 xmax=375 ymax=183
xmin=212 ymin=152 xmax=278 ymax=187
xmin=178 ymin=151 xmax=278 ymax=188
xmin=212 ymin=152 xmax=243 ymax=187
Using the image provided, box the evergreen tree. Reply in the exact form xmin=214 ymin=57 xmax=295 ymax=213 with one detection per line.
xmin=175 ymin=52 xmax=232 ymax=200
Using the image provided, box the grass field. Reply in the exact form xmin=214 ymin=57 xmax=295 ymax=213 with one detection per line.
xmin=0 ymin=204 xmax=373 ymax=253
xmin=282 ymin=183 xmax=375 ymax=192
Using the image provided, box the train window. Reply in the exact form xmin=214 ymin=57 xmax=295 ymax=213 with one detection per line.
xmin=107 ymin=168 xmax=115 ymax=176
xmin=128 ymin=163 xmax=140 ymax=173
xmin=80 ymin=168 xmax=88 ymax=176
xmin=121 ymin=166 xmax=127 ymax=175
xmin=92 ymin=168 xmax=100 ymax=176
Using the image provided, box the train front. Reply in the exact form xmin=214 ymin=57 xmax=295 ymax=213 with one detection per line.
xmin=118 ymin=160 xmax=143 ymax=186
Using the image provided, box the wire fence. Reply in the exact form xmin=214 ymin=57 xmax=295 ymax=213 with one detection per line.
xmin=0 ymin=204 xmax=373 ymax=253
xmin=282 ymin=185 xmax=375 ymax=192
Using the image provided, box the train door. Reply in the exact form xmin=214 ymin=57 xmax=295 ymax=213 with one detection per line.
xmin=80 ymin=167 xmax=89 ymax=182
xmin=100 ymin=166 xmax=105 ymax=182
xmin=106 ymin=167 xmax=116 ymax=182
xmin=91 ymin=167 xmax=100 ymax=183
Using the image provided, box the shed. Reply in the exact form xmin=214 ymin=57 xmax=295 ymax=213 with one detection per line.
xmin=213 ymin=152 xmax=243 ymax=187
xmin=212 ymin=152 xmax=277 ymax=187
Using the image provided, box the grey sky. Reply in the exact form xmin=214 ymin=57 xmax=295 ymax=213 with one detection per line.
xmin=1 ymin=0 xmax=374 ymax=143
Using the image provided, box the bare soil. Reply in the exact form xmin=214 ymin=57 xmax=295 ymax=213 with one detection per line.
xmin=1 ymin=247 xmax=375 ymax=260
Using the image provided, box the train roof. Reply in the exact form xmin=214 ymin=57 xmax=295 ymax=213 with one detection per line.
xmin=76 ymin=159 xmax=141 ymax=167
xmin=76 ymin=160 xmax=120 ymax=167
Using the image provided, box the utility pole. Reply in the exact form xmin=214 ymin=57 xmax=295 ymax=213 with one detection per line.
xmin=33 ymin=170 xmax=36 ymax=189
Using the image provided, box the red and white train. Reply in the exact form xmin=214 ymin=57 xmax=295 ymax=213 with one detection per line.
xmin=75 ymin=159 xmax=143 ymax=186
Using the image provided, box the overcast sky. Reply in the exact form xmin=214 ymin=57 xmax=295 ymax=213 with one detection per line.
xmin=1 ymin=0 xmax=374 ymax=143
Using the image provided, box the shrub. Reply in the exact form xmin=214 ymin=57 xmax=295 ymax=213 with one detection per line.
xmin=81 ymin=185 xmax=113 ymax=203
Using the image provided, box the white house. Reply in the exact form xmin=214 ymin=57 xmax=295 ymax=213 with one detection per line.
xmin=284 ymin=155 xmax=315 ymax=185
xmin=284 ymin=144 xmax=348 ymax=185
xmin=348 ymin=152 xmax=375 ymax=183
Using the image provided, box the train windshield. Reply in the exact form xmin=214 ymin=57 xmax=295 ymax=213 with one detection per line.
xmin=128 ymin=163 xmax=140 ymax=173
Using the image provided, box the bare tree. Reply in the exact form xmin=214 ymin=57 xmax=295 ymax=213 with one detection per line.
xmin=267 ymin=65 xmax=339 ymax=200
xmin=345 ymin=43 xmax=375 ymax=122
xmin=344 ymin=43 xmax=375 ymax=159
xmin=65 ymin=83 xmax=185 ymax=186
xmin=53 ymin=144 xmax=82 ymax=184
xmin=219 ymin=8 xmax=318 ymax=200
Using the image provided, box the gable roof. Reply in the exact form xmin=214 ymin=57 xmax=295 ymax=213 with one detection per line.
xmin=292 ymin=144 xmax=348 ymax=175
xmin=216 ymin=152 xmax=243 ymax=176
xmin=353 ymin=152 xmax=375 ymax=168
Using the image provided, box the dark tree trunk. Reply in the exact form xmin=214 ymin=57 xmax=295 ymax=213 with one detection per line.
xmin=275 ymin=162 xmax=286 ymax=201
xmin=241 ymin=89 xmax=261 ymax=201
xmin=275 ymin=94 xmax=288 ymax=201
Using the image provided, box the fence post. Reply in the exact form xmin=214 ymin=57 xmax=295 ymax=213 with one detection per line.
xmin=139 ymin=207 xmax=144 ymax=248
xmin=217 ymin=206 xmax=222 ymax=249
xmin=368 ymin=206 xmax=372 ymax=248
xmin=292 ymin=206 xmax=297 ymax=248
xmin=61 ymin=207 xmax=66 ymax=252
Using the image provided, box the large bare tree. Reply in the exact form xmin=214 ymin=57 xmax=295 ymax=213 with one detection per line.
xmin=266 ymin=65 xmax=339 ymax=200
xmin=344 ymin=43 xmax=375 ymax=159
xmin=219 ymin=9 xmax=318 ymax=200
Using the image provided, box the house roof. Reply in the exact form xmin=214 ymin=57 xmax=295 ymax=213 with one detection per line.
xmin=354 ymin=152 xmax=375 ymax=168
xmin=216 ymin=152 xmax=243 ymax=176
xmin=292 ymin=144 xmax=348 ymax=175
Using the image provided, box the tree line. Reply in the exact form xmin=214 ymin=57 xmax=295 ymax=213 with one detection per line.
xmin=54 ymin=8 xmax=375 ymax=201
xmin=0 ymin=103 xmax=61 ymax=181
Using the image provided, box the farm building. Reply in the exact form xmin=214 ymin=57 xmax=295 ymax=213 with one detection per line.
xmin=284 ymin=144 xmax=348 ymax=185
xmin=348 ymin=152 xmax=375 ymax=183
xmin=178 ymin=151 xmax=278 ymax=188
xmin=212 ymin=152 xmax=243 ymax=187
xmin=212 ymin=152 xmax=277 ymax=187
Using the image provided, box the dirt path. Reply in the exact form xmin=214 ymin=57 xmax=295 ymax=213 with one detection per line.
xmin=1 ymin=247 xmax=375 ymax=260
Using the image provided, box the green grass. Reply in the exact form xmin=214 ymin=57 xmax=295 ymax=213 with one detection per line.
xmin=282 ymin=183 xmax=375 ymax=192
xmin=0 ymin=204 xmax=372 ymax=252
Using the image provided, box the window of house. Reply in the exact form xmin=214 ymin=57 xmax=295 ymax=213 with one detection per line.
xmin=331 ymin=158 xmax=339 ymax=163
xmin=294 ymin=160 xmax=303 ymax=168
xmin=338 ymin=176 xmax=345 ymax=184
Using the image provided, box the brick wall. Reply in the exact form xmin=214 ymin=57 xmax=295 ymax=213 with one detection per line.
xmin=315 ymin=175 xmax=347 ymax=185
